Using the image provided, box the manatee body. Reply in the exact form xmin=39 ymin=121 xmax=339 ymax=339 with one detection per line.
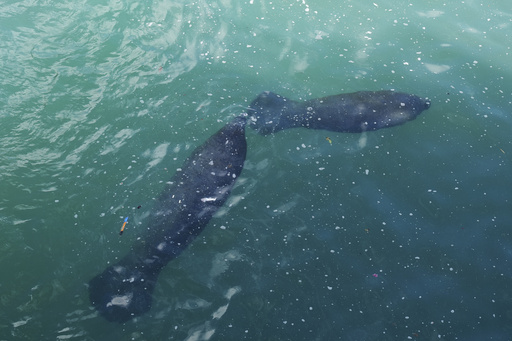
xmin=89 ymin=116 xmax=247 ymax=323
xmin=248 ymin=90 xmax=431 ymax=135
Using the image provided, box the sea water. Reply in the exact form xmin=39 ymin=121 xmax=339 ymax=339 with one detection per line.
xmin=1 ymin=0 xmax=511 ymax=340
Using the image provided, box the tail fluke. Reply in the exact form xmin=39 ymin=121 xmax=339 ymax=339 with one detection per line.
xmin=247 ymin=91 xmax=298 ymax=135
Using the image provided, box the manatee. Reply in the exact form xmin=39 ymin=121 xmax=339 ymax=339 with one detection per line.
xmin=247 ymin=90 xmax=431 ymax=135
xmin=89 ymin=116 xmax=247 ymax=323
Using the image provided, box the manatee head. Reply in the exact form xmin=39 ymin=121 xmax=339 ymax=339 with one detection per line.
xmin=390 ymin=91 xmax=431 ymax=115
xmin=359 ymin=91 xmax=431 ymax=131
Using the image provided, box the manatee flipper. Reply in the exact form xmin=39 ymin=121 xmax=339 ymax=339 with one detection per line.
xmin=248 ymin=90 xmax=431 ymax=135
xmin=89 ymin=116 xmax=247 ymax=323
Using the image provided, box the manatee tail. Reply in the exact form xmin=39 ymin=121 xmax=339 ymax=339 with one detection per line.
xmin=88 ymin=255 xmax=161 ymax=323
xmin=247 ymin=91 xmax=299 ymax=135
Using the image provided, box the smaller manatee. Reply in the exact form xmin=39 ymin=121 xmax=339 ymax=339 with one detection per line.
xmin=248 ymin=90 xmax=431 ymax=135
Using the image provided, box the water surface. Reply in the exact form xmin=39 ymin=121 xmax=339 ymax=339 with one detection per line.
xmin=1 ymin=0 xmax=511 ymax=340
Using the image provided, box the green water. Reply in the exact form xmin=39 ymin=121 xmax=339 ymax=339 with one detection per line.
xmin=1 ymin=0 xmax=511 ymax=340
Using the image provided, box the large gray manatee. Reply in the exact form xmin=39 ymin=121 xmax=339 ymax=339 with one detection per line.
xmin=89 ymin=116 xmax=247 ymax=323
xmin=248 ymin=90 xmax=431 ymax=135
